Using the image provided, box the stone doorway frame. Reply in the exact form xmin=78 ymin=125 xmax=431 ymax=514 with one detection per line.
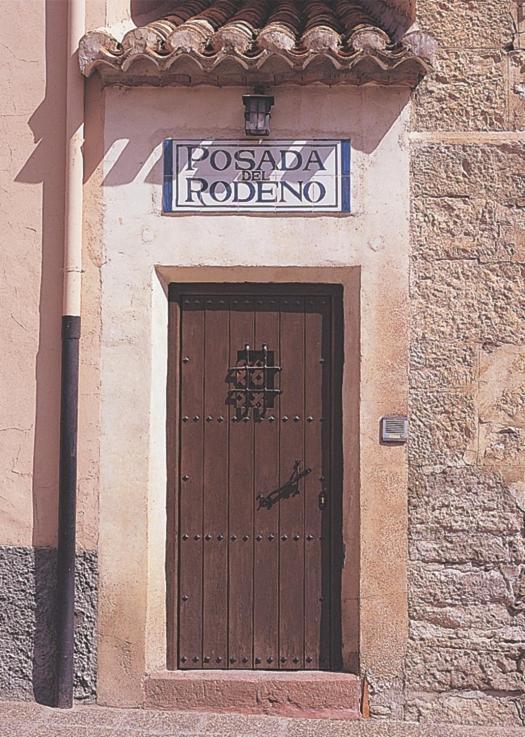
xmin=96 ymin=265 xmax=408 ymax=709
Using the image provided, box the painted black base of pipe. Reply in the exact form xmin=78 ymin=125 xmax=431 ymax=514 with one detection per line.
xmin=55 ymin=315 xmax=81 ymax=709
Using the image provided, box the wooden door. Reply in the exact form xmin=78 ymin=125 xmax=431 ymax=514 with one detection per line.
xmin=168 ymin=284 xmax=343 ymax=671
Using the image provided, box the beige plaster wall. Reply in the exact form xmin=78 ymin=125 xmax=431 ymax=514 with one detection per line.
xmin=96 ymin=84 xmax=411 ymax=705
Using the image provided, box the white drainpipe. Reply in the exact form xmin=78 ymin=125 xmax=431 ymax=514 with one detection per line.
xmin=63 ymin=0 xmax=85 ymax=318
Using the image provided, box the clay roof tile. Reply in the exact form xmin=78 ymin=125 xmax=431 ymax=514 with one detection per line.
xmin=79 ymin=0 xmax=436 ymax=87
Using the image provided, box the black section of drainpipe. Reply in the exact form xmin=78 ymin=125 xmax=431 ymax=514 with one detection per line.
xmin=55 ymin=315 xmax=81 ymax=709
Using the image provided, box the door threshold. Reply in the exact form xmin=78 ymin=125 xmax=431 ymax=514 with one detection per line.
xmin=144 ymin=670 xmax=362 ymax=720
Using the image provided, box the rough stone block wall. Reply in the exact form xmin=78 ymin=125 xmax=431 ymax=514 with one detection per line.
xmin=406 ymin=0 xmax=525 ymax=727
xmin=0 ymin=547 xmax=97 ymax=704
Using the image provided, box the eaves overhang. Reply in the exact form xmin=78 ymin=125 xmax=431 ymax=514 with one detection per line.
xmin=79 ymin=1 xmax=436 ymax=89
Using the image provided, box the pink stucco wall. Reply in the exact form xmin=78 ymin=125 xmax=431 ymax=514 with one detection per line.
xmin=0 ymin=0 xmax=66 ymax=548
xmin=0 ymin=0 xmax=106 ymax=551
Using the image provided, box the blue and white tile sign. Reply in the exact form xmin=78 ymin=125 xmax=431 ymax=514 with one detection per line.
xmin=163 ymin=140 xmax=351 ymax=213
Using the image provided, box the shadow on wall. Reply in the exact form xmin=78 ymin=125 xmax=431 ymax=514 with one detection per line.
xmin=101 ymin=1 xmax=411 ymax=189
xmin=14 ymin=0 xmax=68 ymax=703
xmin=92 ymin=85 xmax=410 ymax=190
xmin=81 ymin=4 xmax=412 ymax=190
xmin=131 ymin=0 xmax=174 ymax=25
xmin=78 ymin=0 xmax=412 ymax=190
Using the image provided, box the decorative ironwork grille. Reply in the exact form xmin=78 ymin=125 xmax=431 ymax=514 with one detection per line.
xmin=228 ymin=344 xmax=281 ymax=420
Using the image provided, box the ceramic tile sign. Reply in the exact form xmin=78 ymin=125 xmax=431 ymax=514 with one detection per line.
xmin=163 ymin=140 xmax=351 ymax=213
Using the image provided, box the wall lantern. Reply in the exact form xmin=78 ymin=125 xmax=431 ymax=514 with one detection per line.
xmin=243 ymin=94 xmax=274 ymax=137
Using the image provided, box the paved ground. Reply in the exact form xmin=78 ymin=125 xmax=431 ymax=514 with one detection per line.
xmin=0 ymin=700 xmax=522 ymax=737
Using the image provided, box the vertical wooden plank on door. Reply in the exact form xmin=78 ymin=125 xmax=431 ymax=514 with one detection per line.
xmin=228 ymin=297 xmax=255 ymax=668
xmin=167 ymin=289 xmax=181 ymax=670
xmin=178 ymin=296 xmax=205 ymax=669
xmin=253 ymin=296 xmax=280 ymax=670
xmin=330 ymin=291 xmax=344 ymax=671
xmin=304 ymin=296 xmax=331 ymax=670
xmin=279 ymin=296 xmax=305 ymax=670
xmin=202 ymin=296 xmax=229 ymax=668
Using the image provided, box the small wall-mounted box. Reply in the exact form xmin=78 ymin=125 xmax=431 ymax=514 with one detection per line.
xmin=381 ymin=415 xmax=409 ymax=443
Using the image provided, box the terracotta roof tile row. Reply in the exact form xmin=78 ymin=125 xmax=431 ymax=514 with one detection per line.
xmin=79 ymin=0 xmax=436 ymax=87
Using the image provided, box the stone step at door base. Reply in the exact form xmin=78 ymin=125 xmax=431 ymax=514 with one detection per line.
xmin=144 ymin=670 xmax=362 ymax=720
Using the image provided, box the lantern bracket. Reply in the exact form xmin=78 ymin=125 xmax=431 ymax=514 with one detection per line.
xmin=242 ymin=93 xmax=274 ymax=137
